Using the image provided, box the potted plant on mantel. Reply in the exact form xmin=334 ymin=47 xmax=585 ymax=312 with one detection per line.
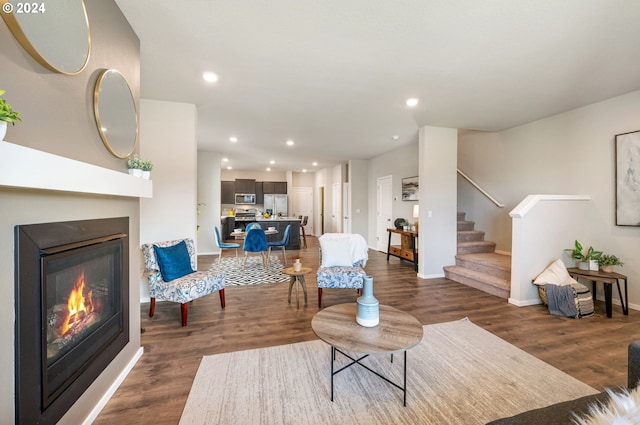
xmin=141 ymin=159 xmax=153 ymax=179
xmin=0 ymin=89 xmax=22 ymax=141
xmin=599 ymin=254 xmax=624 ymax=273
xmin=567 ymin=240 xmax=602 ymax=271
xmin=126 ymin=154 xmax=143 ymax=177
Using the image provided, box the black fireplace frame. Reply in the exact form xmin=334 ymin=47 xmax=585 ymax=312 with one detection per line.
xmin=15 ymin=217 xmax=130 ymax=425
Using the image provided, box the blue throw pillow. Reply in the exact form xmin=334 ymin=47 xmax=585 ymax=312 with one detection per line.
xmin=153 ymin=240 xmax=194 ymax=282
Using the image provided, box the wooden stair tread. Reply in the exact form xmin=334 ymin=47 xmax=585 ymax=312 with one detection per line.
xmin=456 ymin=253 xmax=510 ymax=270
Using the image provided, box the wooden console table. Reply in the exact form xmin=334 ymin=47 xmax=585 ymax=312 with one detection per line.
xmin=386 ymin=228 xmax=418 ymax=272
xmin=567 ymin=268 xmax=628 ymax=318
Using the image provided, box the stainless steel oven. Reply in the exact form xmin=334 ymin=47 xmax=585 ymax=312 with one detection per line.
xmin=234 ymin=193 xmax=256 ymax=204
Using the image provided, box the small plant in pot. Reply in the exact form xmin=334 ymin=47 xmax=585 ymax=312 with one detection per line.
xmin=566 ymin=240 xmax=602 ymax=271
xmin=599 ymin=254 xmax=623 ymax=273
xmin=141 ymin=160 xmax=153 ymax=179
xmin=0 ymin=89 xmax=22 ymax=141
xmin=126 ymin=154 xmax=143 ymax=177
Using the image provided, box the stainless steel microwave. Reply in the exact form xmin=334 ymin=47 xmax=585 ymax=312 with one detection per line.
xmin=235 ymin=193 xmax=256 ymax=204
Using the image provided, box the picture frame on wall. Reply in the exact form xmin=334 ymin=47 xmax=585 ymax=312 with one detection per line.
xmin=402 ymin=176 xmax=419 ymax=201
xmin=615 ymin=129 xmax=640 ymax=226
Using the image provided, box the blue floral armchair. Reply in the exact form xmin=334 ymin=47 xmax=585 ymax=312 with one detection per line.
xmin=316 ymin=233 xmax=368 ymax=308
xmin=142 ymin=238 xmax=225 ymax=326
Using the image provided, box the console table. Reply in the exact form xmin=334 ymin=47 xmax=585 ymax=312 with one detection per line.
xmin=386 ymin=228 xmax=418 ymax=272
xmin=567 ymin=268 xmax=628 ymax=318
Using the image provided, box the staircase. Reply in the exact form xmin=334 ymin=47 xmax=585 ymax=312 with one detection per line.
xmin=443 ymin=212 xmax=511 ymax=299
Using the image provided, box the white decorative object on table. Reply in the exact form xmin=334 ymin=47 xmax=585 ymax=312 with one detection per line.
xmin=294 ymin=258 xmax=302 ymax=272
xmin=356 ymin=276 xmax=379 ymax=327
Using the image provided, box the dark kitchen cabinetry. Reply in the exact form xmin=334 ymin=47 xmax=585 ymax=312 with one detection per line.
xmin=262 ymin=181 xmax=287 ymax=194
xmin=255 ymin=182 xmax=264 ymax=204
xmin=221 ymin=181 xmax=235 ymax=204
xmin=235 ymin=179 xmax=255 ymax=193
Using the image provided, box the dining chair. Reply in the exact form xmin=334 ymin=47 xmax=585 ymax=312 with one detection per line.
xmin=267 ymin=224 xmax=291 ymax=266
xmin=246 ymin=222 xmax=262 ymax=231
xmin=214 ymin=226 xmax=240 ymax=271
xmin=242 ymin=227 xmax=269 ymax=272
xmin=300 ymin=215 xmax=308 ymax=248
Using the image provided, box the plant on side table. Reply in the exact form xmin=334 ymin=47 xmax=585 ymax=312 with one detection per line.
xmin=0 ymin=89 xmax=22 ymax=141
xmin=599 ymin=254 xmax=624 ymax=273
xmin=566 ymin=240 xmax=602 ymax=271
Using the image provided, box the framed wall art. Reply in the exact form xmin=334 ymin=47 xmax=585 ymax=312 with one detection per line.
xmin=615 ymin=129 xmax=640 ymax=226
xmin=402 ymin=176 xmax=419 ymax=201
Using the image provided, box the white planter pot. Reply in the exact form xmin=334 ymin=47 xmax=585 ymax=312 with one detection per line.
xmin=0 ymin=121 xmax=7 ymax=141
xmin=588 ymin=260 xmax=599 ymax=271
xmin=578 ymin=261 xmax=589 ymax=271
xmin=141 ymin=170 xmax=150 ymax=179
xmin=128 ymin=168 xmax=142 ymax=177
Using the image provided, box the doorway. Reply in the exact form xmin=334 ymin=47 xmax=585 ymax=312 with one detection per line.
xmin=376 ymin=175 xmax=393 ymax=252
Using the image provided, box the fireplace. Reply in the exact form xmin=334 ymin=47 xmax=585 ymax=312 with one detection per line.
xmin=15 ymin=217 xmax=130 ymax=425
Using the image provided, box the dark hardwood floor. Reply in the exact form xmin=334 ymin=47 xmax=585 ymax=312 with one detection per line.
xmin=94 ymin=236 xmax=639 ymax=425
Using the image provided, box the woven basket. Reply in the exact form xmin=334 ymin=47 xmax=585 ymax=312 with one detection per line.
xmin=537 ymin=285 xmax=548 ymax=305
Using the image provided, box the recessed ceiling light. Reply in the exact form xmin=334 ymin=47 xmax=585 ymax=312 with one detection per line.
xmin=312 ymin=162 xmax=318 ymax=166
xmin=226 ymin=166 xmax=232 ymax=170
xmin=269 ymin=160 xmax=275 ymax=165
xmin=392 ymin=135 xmax=399 ymax=140
xmin=302 ymin=169 xmax=307 ymax=173
xmin=203 ymin=71 xmax=219 ymax=83
xmin=286 ymin=140 xmax=294 ymax=146
xmin=222 ymin=157 xmax=229 ymax=162
xmin=406 ymin=98 xmax=419 ymax=107
xmin=266 ymin=167 xmax=271 ymax=171
xmin=229 ymin=137 xmax=238 ymax=143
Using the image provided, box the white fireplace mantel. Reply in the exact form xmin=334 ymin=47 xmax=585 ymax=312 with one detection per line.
xmin=0 ymin=141 xmax=152 ymax=198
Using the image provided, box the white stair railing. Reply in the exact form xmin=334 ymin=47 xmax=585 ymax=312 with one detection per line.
xmin=457 ymin=168 xmax=504 ymax=208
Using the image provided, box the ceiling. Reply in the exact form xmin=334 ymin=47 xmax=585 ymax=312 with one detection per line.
xmin=114 ymin=0 xmax=640 ymax=172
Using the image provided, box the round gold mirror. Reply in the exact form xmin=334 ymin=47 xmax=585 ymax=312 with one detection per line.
xmin=0 ymin=0 xmax=91 ymax=75
xmin=93 ymin=69 xmax=138 ymax=159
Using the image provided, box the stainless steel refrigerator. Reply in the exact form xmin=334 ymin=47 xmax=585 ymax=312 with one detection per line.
xmin=264 ymin=194 xmax=288 ymax=217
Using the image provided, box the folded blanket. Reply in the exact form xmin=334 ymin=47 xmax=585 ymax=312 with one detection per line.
xmin=545 ymin=283 xmax=578 ymax=318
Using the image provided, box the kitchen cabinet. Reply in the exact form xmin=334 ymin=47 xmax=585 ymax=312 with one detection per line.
xmin=262 ymin=181 xmax=287 ymax=194
xmin=235 ymin=179 xmax=255 ymax=193
xmin=221 ymin=181 xmax=235 ymax=204
xmin=255 ymin=182 xmax=264 ymax=204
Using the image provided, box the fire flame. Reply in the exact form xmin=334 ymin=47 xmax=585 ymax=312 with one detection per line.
xmin=61 ymin=271 xmax=94 ymax=335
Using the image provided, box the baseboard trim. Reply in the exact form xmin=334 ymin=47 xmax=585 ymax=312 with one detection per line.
xmin=418 ymin=272 xmax=445 ymax=279
xmin=82 ymin=347 xmax=144 ymax=425
xmin=508 ymin=297 xmax=542 ymax=307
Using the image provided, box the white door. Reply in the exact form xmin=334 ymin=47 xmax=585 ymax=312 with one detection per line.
xmin=332 ymin=182 xmax=341 ymax=233
xmin=343 ymin=182 xmax=351 ymax=233
xmin=292 ymin=187 xmax=313 ymax=235
xmin=376 ymin=175 xmax=393 ymax=252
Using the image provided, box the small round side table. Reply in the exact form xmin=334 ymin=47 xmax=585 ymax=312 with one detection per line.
xmin=282 ymin=266 xmax=312 ymax=308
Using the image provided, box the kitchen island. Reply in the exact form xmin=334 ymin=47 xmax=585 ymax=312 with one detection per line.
xmin=221 ymin=216 xmax=301 ymax=249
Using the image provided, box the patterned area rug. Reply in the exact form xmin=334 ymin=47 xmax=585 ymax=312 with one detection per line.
xmin=209 ymin=255 xmax=290 ymax=286
xmin=179 ymin=318 xmax=597 ymax=425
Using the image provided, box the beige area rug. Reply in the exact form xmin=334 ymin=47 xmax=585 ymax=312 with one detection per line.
xmin=179 ymin=318 xmax=597 ymax=425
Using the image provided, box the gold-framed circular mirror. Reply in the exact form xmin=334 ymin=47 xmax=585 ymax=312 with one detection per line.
xmin=0 ymin=0 xmax=91 ymax=75
xmin=93 ymin=69 xmax=138 ymax=159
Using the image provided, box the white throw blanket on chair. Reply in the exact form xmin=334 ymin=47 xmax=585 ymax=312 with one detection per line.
xmin=318 ymin=233 xmax=368 ymax=267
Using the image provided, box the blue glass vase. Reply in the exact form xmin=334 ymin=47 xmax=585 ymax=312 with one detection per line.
xmin=356 ymin=276 xmax=379 ymax=327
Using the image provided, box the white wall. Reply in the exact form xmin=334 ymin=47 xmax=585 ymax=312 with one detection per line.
xmin=510 ymin=196 xmax=594 ymax=305
xmin=349 ymin=159 xmax=369 ymax=238
xmin=458 ymin=90 xmax=640 ymax=309
xmin=368 ymin=142 xmax=419 ymax=249
xmin=197 ymin=151 xmax=222 ymax=254
xmin=418 ymin=126 xmax=458 ymax=278
xmin=139 ymin=99 xmax=198 ymax=301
